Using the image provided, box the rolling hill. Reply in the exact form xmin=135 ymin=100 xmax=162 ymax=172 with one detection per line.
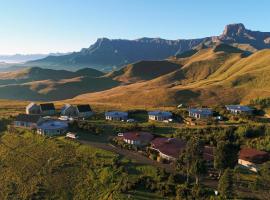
xmin=0 ymin=67 xmax=119 ymax=101
xmin=70 ymin=44 xmax=270 ymax=107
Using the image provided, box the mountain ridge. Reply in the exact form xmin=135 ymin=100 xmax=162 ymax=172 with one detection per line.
xmin=26 ymin=23 xmax=270 ymax=72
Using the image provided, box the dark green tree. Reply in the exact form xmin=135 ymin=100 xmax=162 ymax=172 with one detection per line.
xmin=218 ymin=169 xmax=234 ymax=199
xmin=214 ymin=141 xmax=239 ymax=176
xmin=177 ymin=137 xmax=207 ymax=185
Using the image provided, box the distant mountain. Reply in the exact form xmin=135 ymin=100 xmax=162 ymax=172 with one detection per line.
xmin=27 ymin=38 xmax=205 ymax=71
xmin=0 ymin=53 xmax=69 ymax=63
xmin=26 ymin=23 xmax=270 ymax=72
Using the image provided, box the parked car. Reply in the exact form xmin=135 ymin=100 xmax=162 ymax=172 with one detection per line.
xmin=118 ymin=133 xmax=124 ymax=137
xmin=127 ymin=119 xmax=136 ymax=123
xmin=66 ymin=132 xmax=78 ymax=139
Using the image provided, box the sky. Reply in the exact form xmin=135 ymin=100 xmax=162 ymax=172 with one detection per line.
xmin=0 ymin=0 xmax=269 ymax=54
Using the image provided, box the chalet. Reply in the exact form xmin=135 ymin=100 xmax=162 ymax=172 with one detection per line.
xmin=150 ymin=137 xmax=186 ymax=161
xmin=121 ymin=132 xmax=154 ymax=146
xmin=148 ymin=111 xmax=172 ymax=121
xmin=61 ymin=104 xmax=77 ymax=117
xmin=238 ymin=148 xmax=269 ymax=172
xmin=26 ymin=102 xmax=41 ymax=115
xmin=40 ymin=103 xmax=56 ymax=116
xmin=37 ymin=120 xmax=69 ymax=136
xmin=14 ymin=114 xmax=43 ymax=129
xmin=105 ymin=111 xmax=128 ymax=121
xmin=76 ymin=104 xmax=93 ymax=118
xmin=189 ymin=108 xmax=213 ymax=119
xmin=226 ymin=105 xmax=253 ymax=115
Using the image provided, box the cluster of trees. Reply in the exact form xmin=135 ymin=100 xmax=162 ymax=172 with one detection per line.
xmin=175 ymin=136 xmax=239 ymax=199
xmin=250 ymin=97 xmax=270 ymax=109
xmin=70 ymin=120 xmax=103 ymax=135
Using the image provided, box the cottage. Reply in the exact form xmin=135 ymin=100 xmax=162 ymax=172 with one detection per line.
xmin=37 ymin=120 xmax=68 ymax=136
xmin=238 ymin=148 xmax=269 ymax=172
xmin=14 ymin=114 xmax=43 ymax=129
xmin=26 ymin=102 xmax=41 ymax=115
xmin=150 ymin=137 xmax=186 ymax=161
xmin=121 ymin=132 xmax=154 ymax=146
xmin=40 ymin=103 xmax=56 ymax=116
xmin=189 ymin=108 xmax=213 ymax=119
xmin=226 ymin=105 xmax=253 ymax=115
xmin=148 ymin=111 xmax=172 ymax=121
xmin=105 ymin=111 xmax=128 ymax=121
xmin=61 ymin=104 xmax=77 ymax=117
xmin=76 ymin=104 xmax=93 ymax=118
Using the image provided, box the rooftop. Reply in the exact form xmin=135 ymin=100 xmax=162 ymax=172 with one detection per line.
xmin=226 ymin=105 xmax=253 ymax=112
xmin=40 ymin=103 xmax=55 ymax=111
xmin=239 ymin=148 xmax=269 ymax=164
xmin=148 ymin=111 xmax=172 ymax=117
xmin=77 ymin=104 xmax=92 ymax=112
xmin=189 ymin=108 xmax=213 ymax=115
xmin=123 ymin=132 xmax=154 ymax=142
xmin=37 ymin=120 xmax=68 ymax=130
xmin=105 ymin=111 xmax=128 ymax=117
xmin=151 ymin=137 xmax=186 ymax=158
xmin=15 ymin=114 xmax=42 ymax=123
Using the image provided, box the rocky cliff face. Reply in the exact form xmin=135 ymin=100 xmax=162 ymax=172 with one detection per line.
xmin=28 ymin=23 xmax=270 ymax=71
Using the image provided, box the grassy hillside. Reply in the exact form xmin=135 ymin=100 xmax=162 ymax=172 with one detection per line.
xmin=0 ymin=67 xmax=119 ymax=101
xmin=71 ymin=46 xmax=270 ymax=107
xmin=107 ymin=61 xmax=180 ymax=83
xmin=0 ymin=131 xmax=168 ymax=200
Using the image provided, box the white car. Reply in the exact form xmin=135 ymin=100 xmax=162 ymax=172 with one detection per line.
xmin=127 ymin=119 xmax=136 ymax=123
xmin=118 ymin=133 xmax=124 ymax=137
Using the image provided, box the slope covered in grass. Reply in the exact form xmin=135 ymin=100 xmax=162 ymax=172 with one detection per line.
xmin=72 ymin=46 xmax=270 ymax=107
xmin=0 ymin=131 xmax=166 ymax=200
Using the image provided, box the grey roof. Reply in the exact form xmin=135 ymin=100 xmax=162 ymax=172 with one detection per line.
xmin=26 ymin=102 xmax=38 ymax=110
xmin=225 ymin=105 xmax=253 ymax=112
xmin=15 ymin=114 xmax=42 ymax=123
xmin=189 ymin=108 xmax=213 ymax=115
xmin=105 ymin=111 xmax=128 ymax=117
xmin=148 ymin=111 xmax=172 ymax=117
xmin=37 ymin=120 xmax=68 ymax=130
xmin=61 ymin=104 xmax=72 ymax=112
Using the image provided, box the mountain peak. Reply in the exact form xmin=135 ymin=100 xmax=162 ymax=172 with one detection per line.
xmin=222 ymin=23 xmax=246 ymax=37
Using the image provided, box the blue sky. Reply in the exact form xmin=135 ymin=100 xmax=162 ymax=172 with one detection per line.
xmin=0 ymin=0 xmax=269 ymax=54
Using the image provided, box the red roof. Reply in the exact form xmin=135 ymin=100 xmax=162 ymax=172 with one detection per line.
xmin=151 ymin=137 xmax=186 ymax=159
xmin=239 ymin=148 xmax=269 ymax=164
xmin=123 ymin=132 xmax=154 ymax=143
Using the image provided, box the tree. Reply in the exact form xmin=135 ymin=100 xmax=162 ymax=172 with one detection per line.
xmin=218 ymin=169 xmax=234 ymax=199
xmin=177 ymin=137 xmax=207 ymax=185
xmin=214 ymin=141 xmax=239 ymax=177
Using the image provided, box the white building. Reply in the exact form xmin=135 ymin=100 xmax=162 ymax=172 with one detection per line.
xmin=105 ymin=111 xmax=128 ymax=121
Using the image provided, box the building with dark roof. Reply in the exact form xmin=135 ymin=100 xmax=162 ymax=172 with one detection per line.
xmin=26 ymin=102 xmax=41 ymax=115
xmin=14 ymin=114 xmax=43 ymax=129
xmin=148 ymin=111 xmax=173 ymax=121
xmin=105 ymin=111 xmax=128 ymax=121
xmin=238 ymin=148 xmax=269 ymax=172
xmin=226 ymin=105 xmax=253 ymax=115
xmin=121 ymin=132 xmax=154 ymax=146
xmin=76 ymin=104 xmax=93 ymax=118
xmin=150 ymin=137 xmax=186 ymax=161
xmin=189 ymin=108 xmax=213 ymax=119
xmin=61 ymin=104 xmax=77 ymax=117
xmin=40 ymin=103 xmax=56 ymax=115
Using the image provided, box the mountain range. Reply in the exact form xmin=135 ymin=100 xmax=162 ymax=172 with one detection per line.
xmin=0 ymin=53 xmax=69 ymax=64
xmin=0 ymin=23 xmax=270 ymax=107
xmin=25 ymin=23 xmax=270 ymax=72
